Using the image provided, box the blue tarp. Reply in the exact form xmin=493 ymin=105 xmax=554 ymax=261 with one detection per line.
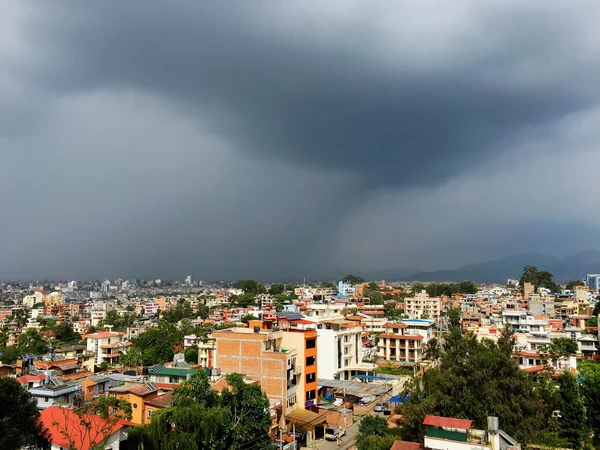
xmin=355 ymin=375 xmax=395 ymax=381
xmin=389 ymin=395 xmax=410 ymax=403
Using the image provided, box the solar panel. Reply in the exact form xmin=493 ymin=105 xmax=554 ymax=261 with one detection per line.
xmin=148 ymin=364 xmax=164 ymax=373
xmin=146 ymin=382 xmax=157 ymax=391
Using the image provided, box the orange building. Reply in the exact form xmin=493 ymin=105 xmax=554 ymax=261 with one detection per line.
xmin=108 ymin=383 xmax=161 ymax=425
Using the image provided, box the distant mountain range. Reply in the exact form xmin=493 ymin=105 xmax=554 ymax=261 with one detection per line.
xmin=374 ymin=250 xmax=600 ymax=283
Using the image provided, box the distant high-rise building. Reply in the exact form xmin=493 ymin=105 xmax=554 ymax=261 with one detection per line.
xmin=585 ymin=274 xmax=600 ymax=292
xmin=186 ymin=275 xmax=193 ymax=285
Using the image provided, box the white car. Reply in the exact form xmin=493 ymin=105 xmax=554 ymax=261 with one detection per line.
xmin=325 ymin=426 xmax=346 ymax=441
xmin=373 ymin=402 xmax=384 ymax=412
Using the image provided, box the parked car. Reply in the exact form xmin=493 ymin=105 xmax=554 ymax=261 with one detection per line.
xmin=373 ymin=402 xmax=384 ymax=412
xmin=325 ymin=426 xmax=346 ymax=441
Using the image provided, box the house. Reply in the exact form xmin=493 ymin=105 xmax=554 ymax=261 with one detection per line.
xmin=143 ymin=390 xmax=173 ymax=422
xmin=390 ymin=415 xmax=520 ymax=450
xmin=108 ymin=382 xmax=161 ymax=425
xmin=39 ymin=405 xmax=132 ymax=450
xmin=23 ymin=370 xmax=82 ymax=409
xmin=54 ymin=344 xmax=96 ymax=373
xmin=85 ymin=330 xmax=132 ymax=365
xmin=404 ymin=291 xmax=442 ymax=320
xmin=147 ymin=365 xmax=198 ymax=386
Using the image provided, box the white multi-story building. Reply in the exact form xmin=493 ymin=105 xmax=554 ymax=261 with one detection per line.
xmin=404 ymin=290 xmax=442 ymax=320
xmin=85 ymin=330 xmax=132 ymax=365
xmin=23 ymin=291 xmax=45 ymax=308
xmin=307 ymin=313 xmax=374 ymax=380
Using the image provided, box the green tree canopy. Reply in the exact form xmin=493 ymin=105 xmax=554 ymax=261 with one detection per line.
xmin=342 ymin=274 xmax=365 ymax=284
xmin=131 ymin=323 xmax=183 ymax=366
xmin=566 ymin=280 xmax=585 ymax=290
xmin=556 ymin=372 xmax=587 ymax=449
xmin=519 ymin=266 xmax=559 ymax=293
xmin=0 ymin=377 xmax=49 ymax=449
xmin=399 ymin=325 xmax=547 ymax=444
xmin=18 ymin=328 xmax=49 ymax=355
xmin=184 ymin=347 xmax=199 ymax=364
xmin=128 ymin=372 xmax=272 ymax=450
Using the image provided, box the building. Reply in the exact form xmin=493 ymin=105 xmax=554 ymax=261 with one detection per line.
xmin=213 ymin=327 xmax=303 ymax=414
xmin=377 ymin=323 xmax=425 ymax=365
xmin=586 ymin=274 xmax=600 ymax=292
xmin=147 ymin=366 xmax=198 ymax=386
xmin=44 ymin=291 xmax=64 ymax=307
xmin=404 ymin=291 xmax=442 ymax=320
xmin=85 ymin=330 xmax=132 ymax=365
xmin=23 ymin=290 xmax=45 ymax=308
xmin=280 ymin=326 xmax=319 ymax=409
xmin=310 ymin=316 xmax=375 ymax=380
xmin=108 ymin=382 xmax=161 ymax=425
xmin=20 ymin=370 xmax=82 ymax=409
xmin=528 ymin=298 xmax=554 ymax=317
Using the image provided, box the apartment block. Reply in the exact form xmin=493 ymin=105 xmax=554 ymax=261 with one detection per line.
xmin=85 ymin=330 xmax=132 ymax=365
xmin=213 ymin=327 xmax=304 ymax=414
xmin=377 ymin=323 xmax=425 ymax=365
xmin=404 ymin=290 xmax=442 ymax=320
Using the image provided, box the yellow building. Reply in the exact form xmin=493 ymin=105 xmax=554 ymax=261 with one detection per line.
xmin=44 ymin=291 xmax=64 ymax=307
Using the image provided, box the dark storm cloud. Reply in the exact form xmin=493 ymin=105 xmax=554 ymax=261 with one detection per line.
xmin=20 ymin=1 xmax=600 ymax=189
xmin=3 ymin=1 xmax=600 ymax=281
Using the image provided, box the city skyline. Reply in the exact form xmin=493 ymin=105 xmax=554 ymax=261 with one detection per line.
xmin=3 ymin=1 xmax=600 ymax=280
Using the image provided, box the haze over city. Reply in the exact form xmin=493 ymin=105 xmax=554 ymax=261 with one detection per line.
xmin=3 ymin=1 xmax=600 ymax=281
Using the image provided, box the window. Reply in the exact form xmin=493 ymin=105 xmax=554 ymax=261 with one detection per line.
xmin=306 ymin=389 xmax=316 ymax=401
xmin=133 ymin=402 xmax=138 ymax=409
xmin=306 ymin=356 xmax=316 ymax=367
xmin=44 ymin=397 xmax=49 ymax=403
xmin=147 ymin=409 xmax=154 ymax=418
xmin=306 ymin=339 xmax=316 ymax=349
xmin=305 ymin=373 xmax=316 ymax=384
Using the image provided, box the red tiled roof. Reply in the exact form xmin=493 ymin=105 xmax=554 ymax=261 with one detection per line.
xmin=378 ymin=334 xmax=424 ymax=340
xmin=40 ymin=406 xmax=132 ymax=450
xmin=391 ymin=441 xmax=425 ymax=450
xmin=17 ymin=374 xmax=45 ymax=384
xmin=85 ymin=331 xmax=125 ymax=339
xmin=423 ymin=416 xmax=472 ymax=430
xmin=144 ymin=391 xmax=173 ymax=408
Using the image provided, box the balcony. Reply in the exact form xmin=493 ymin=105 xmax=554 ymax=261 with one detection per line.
xmin=293 ymin=364 xmax=303 ymax=375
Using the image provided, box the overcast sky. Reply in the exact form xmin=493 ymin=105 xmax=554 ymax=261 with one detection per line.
xmin=2 ymin=1 xmax=600 ymax=281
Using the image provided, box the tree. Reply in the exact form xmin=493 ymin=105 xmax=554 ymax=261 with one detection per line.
xmin=578 ymin=361 xmax=600 ymax=439
xmin=120 ymin=347 xmax=143 ymax=370
xmin=127 ymin=372 xmax=271 ymax=450
xmin=556 ymin=372 xmax=587 ymax=449
xmin=411 ymin=282 xmax=426 ymax=293
xmin=197 ymin=304 xmax=209 ymax=320
xmin=540 ymin=337 xmax=579 ymax=362
xmin=50 ymin=396 xmax=132 ymax=450
xmin=343 ymin=274 xmax=365 ymax=284
xmin=356 ymin=415 xmax=401 ymax=450
xmin=233 ymin=292 xmax=256 ymax=308
xmin=566 ymin=280 xmax=585 ymax=290
xmin=592 ymin=301 xmax=600 ymax=317
xmin=399 ymin=325 xmax=547 ymax=444
xmin=0 ymin=377 xmax=49 ymax=449
xmin=54 ymin=321 xmax=80 ymax=344
xmin=268 ymin=283 xmax=285 ymax=295
xmin=424 ymin=338 xmax=441 ymax=363
xmin=241 ymin=314 xmax=259 ymax=324
xmin=19 ymin=328 xmax=49 ymax=355
xmin=184 ymin=347 xmax=198 ymax=364
xmin=132 ymin=323 xmax=183 ymax=366
xmin=14 ymin=308 xmax=29 ymax=328
xmin=179 ymin=318 xmax=194 ymax=336
xmin=519 ymin=266 xmax=559 ymax=294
